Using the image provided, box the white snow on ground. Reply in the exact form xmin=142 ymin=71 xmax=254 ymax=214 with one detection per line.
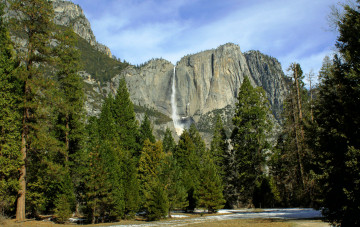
xmin=171 ymin=214 xmax=189 ymax=218
xmin=108 ymin=208 xmax=323 ymax=226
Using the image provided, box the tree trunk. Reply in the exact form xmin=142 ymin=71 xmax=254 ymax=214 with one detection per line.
xmin=292 ymin=95 xmax=306 ymax=188
xmin=65 ymin=115 xmax=69 ymax=163
xmin=294 ymin=66 xmax=305 ymax=140
xmin=16 ymin=107 xmax=27 ymax=221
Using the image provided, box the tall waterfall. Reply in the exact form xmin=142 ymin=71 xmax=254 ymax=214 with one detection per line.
xmin=171 ymin=66 xmax=184 ymax=135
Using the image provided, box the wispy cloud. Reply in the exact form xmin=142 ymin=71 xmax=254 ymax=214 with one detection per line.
xmin=72 ymin=0 xmax=346 ymax=75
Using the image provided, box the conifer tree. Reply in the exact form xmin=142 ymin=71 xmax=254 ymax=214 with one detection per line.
xmin=82 ymin=117 xmax=112 ymax=224
xmin=269 ymin=63 xmax=315 ymax=207
xmin=174 ymin=129 xmax=202 ymax=211
xmin=112 ymin=77 xmax=139 ymax=154
xmin=161 ymin=153 xmax=188 ymax=217
xmin=54 ymin=28 xmax=85 ymax=163
xmin=162 ymin=128 xmax=176 ymax=153
xmin=230 ymin=76 xmax=272 ymax=207
xmin=138 ymin=140 xmax=168 ymax=219
xmin=138 ymin=113 xmax=155 ymax=146
xmin=195 ymin=152 xmax=225 ymax=213
xmin=314 ymin=2 xmax=360 ymax=225
xmin=143 ymin=177 xmax=168 ymax=221
xmin=10 ymin=0 xmax=58 ymax=220
xmin=0 ymin=4 xmax=22 ymax=215
xmin=210 ymin=115 xmax=228 ymax=176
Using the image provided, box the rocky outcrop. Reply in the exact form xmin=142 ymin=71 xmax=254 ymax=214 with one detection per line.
xmin=244 ymin=50 xmax=287 ymax=120
xmin=174 ymin=43 xmax=287 ymax=123
xmin=50 ymin=0 xmax=112 ymax=58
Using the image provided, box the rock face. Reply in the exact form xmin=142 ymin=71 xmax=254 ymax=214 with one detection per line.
xmin=244 ymin=50 xmax=287 ymax=120
xmin=87 ymin=43 xmax=288 ymax=142
xmin=174 ymin=43 xmax=287 ymax=123
xmin=110 ymin=59 xmax=174 ymax=116
xmin=50 ymin=0 xmax=112 ymax=57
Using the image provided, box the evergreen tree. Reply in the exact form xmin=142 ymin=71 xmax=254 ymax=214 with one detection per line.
xmin=143 ymin=177 xmax=169 ymax=221
xmin=195 ymin=152 xmax=225 ymax=213
xmin=269 ymin=64 xmax=315 ymax=207
xmin=121 ymin=149 xmax=140 ymax=219
xmin=210 ymin=115 xmax=228 ymax=177
xmin=0 ymin=4 xmax=22 ymax=215
xmin=9 ymin=0 xmax=58 ymax=220
xmin=138 ymin=113 xmax=155 ymax=146
xmin=138 ymin=140 xmax=168 ymax=219
xmin=162 ymin=128 xmax=176 ymax=153
xmin=54 ymin=27 xmax=85 ymax=163
xmin=314 ymin=2 xmax=360 ymax=225
xmin=230 ymin=76 xmax=272 ymax=207
xmin=161 ymin=153 xmax=188 ymax=217
xmin=52 ymin=27 xmax=85 ymax=222
xmin=81 ymin=118 xmax=112 ymax=224
xmin=174 ymin=129 xmax=202 ymax=211
xmin=112 ymin=77 xmax=139 ymax=154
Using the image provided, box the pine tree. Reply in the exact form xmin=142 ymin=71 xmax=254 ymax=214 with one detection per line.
xmin=210 ymin=115 xmax=228 ymax=177
xmin=195 ymin=152 xmax=225 ymax=213
xmin=0 ymin=4 xmax=22 ymax=215
xmin=54 ymin=27 xmax=85 ymax=163
xmin=269 ymin=64 xmax=315 ymax=207
xmin=174 ymin=128 xmax=202 ymax=211
xmin=143 ymin=177 xmax=169 ymax=221
xmin=230 ymin=76 xmax=272 ymax=207
xmin=112 ymin=77 xmax=139 ymax=154
xmin=81 ymin=117 xmax=112 ymax=224
xmin=314 ymin=2 xmax=360 ymax=225
xmin=138 ymin=113 xmax=155 ymax=146
xmin=10 ymin=0 xmax=59 ymax=220
xmin=161 ymin=153 xmax=188 ymax=217
xmin=138 ymin=140 xmax=168 ymax=219
xmin=162 ymin=128 xmax=176 ymax=153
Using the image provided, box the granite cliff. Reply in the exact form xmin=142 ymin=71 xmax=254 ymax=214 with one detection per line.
xmin=50 ymin=0 xmax=112 ymax=57
xmin=88 ymin=43 xmax=288 ymax=142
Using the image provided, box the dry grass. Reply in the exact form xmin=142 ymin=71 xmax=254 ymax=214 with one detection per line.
xmin=186 ymin=218 xmax=291 ymax=227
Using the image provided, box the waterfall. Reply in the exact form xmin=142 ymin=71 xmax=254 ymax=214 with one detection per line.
xmin=171 ymin=66 xmax=184 ymax=135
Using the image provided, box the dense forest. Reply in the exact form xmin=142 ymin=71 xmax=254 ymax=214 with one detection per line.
xmin=0 ymin=0 xmax=359 ymax=226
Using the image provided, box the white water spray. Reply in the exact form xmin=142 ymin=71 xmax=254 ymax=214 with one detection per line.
xmin=171 ymin=66 xmax=184 ymax=135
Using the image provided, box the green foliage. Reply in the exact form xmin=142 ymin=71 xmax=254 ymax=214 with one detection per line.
xmin=138 ymin=114 xmax=156 ymax=146
xmin=138 ymin=140 xmax=168 ymax=219
xmin=112 ymin=78 xmax=139 ymax=154
xmin=133 ymin=105 xmax=172 ymax=125
xmin=162 ymin=128 xmax=176 ymax=153
xmin=269 ymin=63 xmax=316 ymax=207
xmin=172 ymin=125 xmax=208 ymax=211
xmin=143 ymin=178 xmax=169 ymax=221
xmin=75 ymin=36 xmax=129 ymax=83
xmin=230 ymin=76 xmax=272 ymax=207
xmin=313 ymin=3 xmax=360 ymax=225
xmin=210 ymin=115 xmax=228 ymax=176
xmin=195 ymin=152 xmax=225 ymax=213
xmin=54 ymin=194 xmax=72 ymax=224
xmin=0 ymin=4 xmax=22 ymax=215
xmin=161 ymin=153 xmax=188 ymax=216
xmin=138 ymin=140 xmax=165 ymax=195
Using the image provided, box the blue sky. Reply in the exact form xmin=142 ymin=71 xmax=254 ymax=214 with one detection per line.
xmin=71 ymin=0 xmax=347 ymax=82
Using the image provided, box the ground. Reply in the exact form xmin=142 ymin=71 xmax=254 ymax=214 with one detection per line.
xmin=3 ymin=208 xmax=330 ymax=227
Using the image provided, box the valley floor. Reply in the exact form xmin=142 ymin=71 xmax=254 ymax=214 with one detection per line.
xmin=4 ymin=208 xmax=329 ymax=227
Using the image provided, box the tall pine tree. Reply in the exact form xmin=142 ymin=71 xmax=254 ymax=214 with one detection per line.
xmin=10 ymin=0 xmax=59 ymax=220
xmin=230 ymin=76 xmax=272 ymax=207
xmin=0 ymin=4 xmax=22 ymax=215
xmin=314 ymin=2 xmax=360 ymax=225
